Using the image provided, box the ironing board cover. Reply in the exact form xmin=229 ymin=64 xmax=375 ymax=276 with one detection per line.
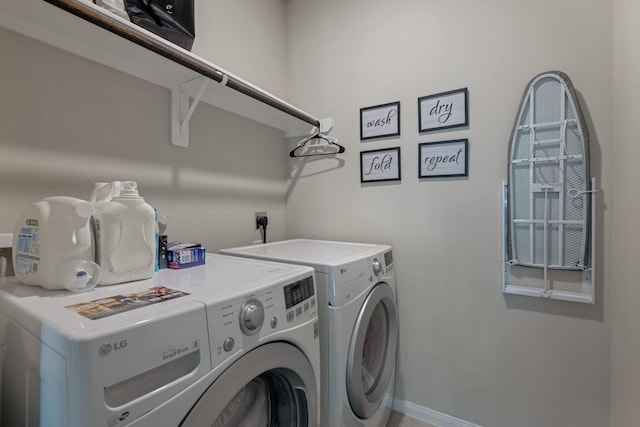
xmin=507 ymin=71 xmax=590 ymax=270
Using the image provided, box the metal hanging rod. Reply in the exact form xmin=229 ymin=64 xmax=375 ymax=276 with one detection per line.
xmin=44 ymin=0 xmax=321 ymax=129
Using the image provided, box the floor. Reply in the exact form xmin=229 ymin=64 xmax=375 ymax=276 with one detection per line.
xmin=387 ymin=410 xmax=437 ymax=427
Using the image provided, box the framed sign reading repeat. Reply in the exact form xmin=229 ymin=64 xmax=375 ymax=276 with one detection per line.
xmin=360 ymin=101 xmax=401 ymax=140
xmin=418 ymin=88 xmax=468 ymax=132
xmin=419 ymin=139 xmax=468 ymax=178
xmin=360 ymin=147 xmax=401 ymax=183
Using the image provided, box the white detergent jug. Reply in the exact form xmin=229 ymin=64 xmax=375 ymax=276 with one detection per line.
xmin=12 ymin=197 xmax=101 ymax=291
xmin=90 ymin=181 xmax=120 ymax=271
xmin=94 ymin=181 xmax=156 ymax=285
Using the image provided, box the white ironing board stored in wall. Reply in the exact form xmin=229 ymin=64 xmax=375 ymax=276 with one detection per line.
xmin=503 ymin=71 xmax=596 ymax=303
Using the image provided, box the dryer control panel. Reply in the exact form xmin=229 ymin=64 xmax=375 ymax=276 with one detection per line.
xmin=329 ymin=250 xmax=394 ymax=307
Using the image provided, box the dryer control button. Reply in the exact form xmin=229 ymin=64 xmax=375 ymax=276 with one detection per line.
xmin=270 ymin=316 xmax=278 ymax=329
xmin=223 ymin=337 xmax=235 ymax=352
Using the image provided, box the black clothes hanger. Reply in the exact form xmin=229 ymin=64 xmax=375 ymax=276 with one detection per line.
xmin=289 ymin=129 xmax=345 ymax=158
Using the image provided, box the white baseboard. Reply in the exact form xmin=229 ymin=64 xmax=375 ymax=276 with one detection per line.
xmin=392 ymin=398 xmax=484 ymax=427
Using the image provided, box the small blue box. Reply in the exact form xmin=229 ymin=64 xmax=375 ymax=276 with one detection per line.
xmin=167 ymin=241 xmax=206 ymax=269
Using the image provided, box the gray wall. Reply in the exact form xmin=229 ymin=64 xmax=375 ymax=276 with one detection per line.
xmin=192 ymin=0 xmax=288 ymax=96
xmin=284 ymin=1 xmax=613 ymax=426
xmin=611 ymin=0 xmax=640 ymax=425
xmin=3 ymin=0 xmax=638 ymax=426
xmin=0 ymin=0 xmax=290 ymax=252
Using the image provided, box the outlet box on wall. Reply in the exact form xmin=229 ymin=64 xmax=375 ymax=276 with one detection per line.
xmin=255 ymin=211 xmax=267 ymax=229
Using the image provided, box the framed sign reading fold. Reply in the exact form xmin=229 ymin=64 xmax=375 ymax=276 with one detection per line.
xmin=360 ymin=147 xmax=401 ymax=183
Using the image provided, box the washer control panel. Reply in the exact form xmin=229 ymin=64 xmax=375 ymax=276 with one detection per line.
xmin=208 ymin=274 xmax=317 ymax=367
xmin=284 ymin=276 xmax=315 ymax=322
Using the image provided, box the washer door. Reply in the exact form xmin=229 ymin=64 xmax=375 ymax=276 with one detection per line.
xmin=346 ymin=282 xmax=398 ymax=419
xmin=180 ymin=342 xmax=317 ymax=427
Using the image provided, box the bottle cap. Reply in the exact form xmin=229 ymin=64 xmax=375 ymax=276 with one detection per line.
xmin=116 ymin=181 xmax=140 ymax=199
xmin=58 ymin=259 xmax=101 ymax=292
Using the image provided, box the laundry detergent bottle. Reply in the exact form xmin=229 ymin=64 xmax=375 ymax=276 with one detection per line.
xmin=12 ymin=196 xmax=101 ymax=292
xmin=95 ymin=181 xmax=156 ymax=285
xmin=90 ymin=181 xmax=120 ymax=275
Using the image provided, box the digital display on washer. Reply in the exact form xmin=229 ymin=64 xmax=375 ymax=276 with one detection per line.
xmin=384 ymin=250 xmax=394 ymax=266
xmin=284 ymin=276 xmax=314 ymax=309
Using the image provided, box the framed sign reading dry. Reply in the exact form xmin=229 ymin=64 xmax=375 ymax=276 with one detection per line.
xmin=418 ymin=88 xmax=468 ymax=132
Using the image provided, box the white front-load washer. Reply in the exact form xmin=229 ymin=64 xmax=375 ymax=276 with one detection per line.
xmin=0 ymin=254 xmax=320 ymax=427
xmin=221 ymin=239 xmax=398 ymax=427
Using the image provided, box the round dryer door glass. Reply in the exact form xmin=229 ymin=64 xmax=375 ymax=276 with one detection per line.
xmin=346 ymin=282 xmax=398 ymax=420
xmin=362 ymin=302 xmax=388 ymax=394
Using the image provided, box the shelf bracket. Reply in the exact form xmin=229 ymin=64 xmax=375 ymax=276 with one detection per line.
xmin=171 ymin=76 xmax=211 ymax=147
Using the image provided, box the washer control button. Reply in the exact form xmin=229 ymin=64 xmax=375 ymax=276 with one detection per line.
xmin=240 ymin=299 xmax=264 ymax=335
xmin=372 ymin=258 xmax=382 ymax=276
xmin=270 ymin=316 xmax=278 ymax=329
xmin=223 ymin=337 xmax=235 ymax=352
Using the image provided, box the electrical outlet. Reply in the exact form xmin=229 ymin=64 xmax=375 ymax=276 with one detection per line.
xmin=255 ymin=211 xmax=267 ymax=229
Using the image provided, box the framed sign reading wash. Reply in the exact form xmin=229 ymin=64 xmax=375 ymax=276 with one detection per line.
xmin=360 ymin=102 xmax=401 ymax=140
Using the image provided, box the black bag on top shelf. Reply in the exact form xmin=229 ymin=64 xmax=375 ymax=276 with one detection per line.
xmin=123 ymin=0 xmax=195 ymax=51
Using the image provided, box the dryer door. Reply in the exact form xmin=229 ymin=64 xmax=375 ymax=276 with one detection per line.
xmin=180 ymin=342 xmax=317 ymax=427
xmin=346 ymin=282 xmax=398 ymax=419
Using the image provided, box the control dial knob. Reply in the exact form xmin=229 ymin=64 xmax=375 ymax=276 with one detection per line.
xmin=372 ymin=258 xmax=382 ymax=276
xmin=240 ymin=300 xmax=264 ymax=335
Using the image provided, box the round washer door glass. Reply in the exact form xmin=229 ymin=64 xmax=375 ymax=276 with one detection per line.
xmin=346 ymin=282 xmax=398 ymax=419
xmin=181 ymin=342 xmax=317 ymax=427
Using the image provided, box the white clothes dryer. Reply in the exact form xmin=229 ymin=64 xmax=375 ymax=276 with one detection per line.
xmin=0 ymin=254 xmax=320 ymax=427
xmin=221 ymin=239 xmax=398 ymax=427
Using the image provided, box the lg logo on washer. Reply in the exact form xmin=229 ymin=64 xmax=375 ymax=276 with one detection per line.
xmin=99 ymin=339 xmax=128 ymax=356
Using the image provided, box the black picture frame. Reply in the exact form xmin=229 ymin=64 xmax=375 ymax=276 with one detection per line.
xmin=418 ymin=139 xmax=468 ymax=178
xmin=360 ymin=101 xmax=401 ymax=140
xmin=360 ymin=147 xmax=402 ymax=183
xmin=418 ymin=88 xmax=468 ymax=132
